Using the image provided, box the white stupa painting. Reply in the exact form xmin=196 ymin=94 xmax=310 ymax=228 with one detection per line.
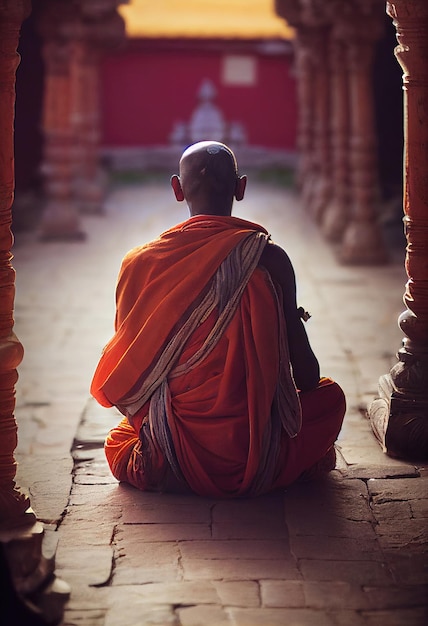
xmin=169 ymin=79 xmax=247 ymax=148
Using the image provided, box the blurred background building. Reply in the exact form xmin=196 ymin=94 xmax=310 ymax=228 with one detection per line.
xmin=99 ymin=0 xmax=297 ymax=170
xmin=13 ymin=0 xmax=402 ymax=234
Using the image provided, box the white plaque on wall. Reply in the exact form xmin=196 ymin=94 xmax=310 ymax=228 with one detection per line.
xmin=222 ymin=55 xmax=257 ymax=86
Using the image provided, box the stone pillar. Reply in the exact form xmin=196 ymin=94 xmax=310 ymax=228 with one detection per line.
xmin=321 ymin=22 xmax=351 ymax=241
xmin=37 ymin=0 xmax=85 ymax=240
xmin=293 ymin=30 xmax=316 ymax=193
xmin=72 ymin=49 xmax=107 ymax=214
xmin=339 ymin=1 xmax=388 ymax=264
xmin=0 ymin=1 xmax=70 ymax=621
xmin=305 ymin=26 xmax=332 ymax=222
xmin=0 ymin=0 xmax=33 ymax=527
xmin=368 ymin=0 xmax=428 ymax=460
xmin=73 ymin=0 xmax=126 ymax=214
xmin=276 ymin=0 xmax=389 ymax=264
xmin=275 ymin=1 xmax=332 ymax=219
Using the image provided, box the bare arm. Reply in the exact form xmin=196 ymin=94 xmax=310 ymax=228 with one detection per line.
xmin=260 ymin=241 xmax=320 ymax=391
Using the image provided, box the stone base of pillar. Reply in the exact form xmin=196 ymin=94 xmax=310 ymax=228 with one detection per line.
xmin=78 ymin=187 xmax=105 ymax=215
xmin=0 ymin=491 xmax=35 ymax=527
xmin=309 ymin=176 xmax=331 ymax=223
xmin=0 ymin=512 xmax=70 ymax=625
xmin=339 ymin=219 xmax=388 ymax=265
xmin=38 ymin=200 xmax=86 ymax=241
xmin=76 ymin=169 xmax=108 ymax=215
xmin=301 ymin=171 xmax=317 ymax=212
xmin=368 ymin=373 xmax=428 ymax=461
xmin=321 ymin=198 xmax=348 ymax=242
xmin=11 ymin=191 xmax=45 ymax=233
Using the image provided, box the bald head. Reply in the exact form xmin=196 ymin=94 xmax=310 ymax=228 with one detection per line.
xmin=171 ymin=141 xmax=246 ymax=216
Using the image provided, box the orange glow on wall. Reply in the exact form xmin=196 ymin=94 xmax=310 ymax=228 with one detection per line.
xmin=119 ymin=0 xmax=294 ymax=40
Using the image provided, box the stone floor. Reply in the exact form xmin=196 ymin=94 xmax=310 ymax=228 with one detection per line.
xmin=11 ymin=180 xmax=427 ymax=625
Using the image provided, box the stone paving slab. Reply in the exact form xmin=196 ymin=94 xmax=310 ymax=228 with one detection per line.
xmin=291 ymin=534 xmax=383 ymax=561
xmin=362 ymin=608 xmax=428 ymax=626
xmin=104 ymin=604 xmax=177 ymax=626
xmin=224 ymin=607 xmax=336 ymax=626
xmin=104 ymin=581 xmax=260 ymax=607
xmin=64 ymin=609 xmax=106 ymax=626
xmin=120 ymin=499 xmax=214 ymax=525
xmin=283 ymin=478 xmax=376 ymax=522
xmin=63 ymin=586 xmax=110 ymax=611
xmin=367 ymin=476 xmax=428 ymax=502
xmin=10 ymin=182 xmax=428 ymax=625
xmin=15 ymin=454 xmax=73 ymax=523
xmin=181 ymin=557 xmax=301 ymax=581
xmin=375 ymin=519 xmax=427 ymax=552
xmin=119 ymin=521 xmax=212 ymax=542
xmin=55 ymin=545 xmax=113 ymax=587
xmin=178 ymin=539 xmax=291 ymax=560
xmin=298 ymin=559 xmax=393 ymax=586
xmin=336 ymin=464 xmax=420 ymax=480
xmin=387 ymin=554 xmax=428 ymax=585
xmin=211 ymin=519 xmax=288 ymax=540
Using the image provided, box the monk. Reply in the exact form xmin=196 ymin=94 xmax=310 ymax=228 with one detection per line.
xmin=91 ymin=141 xmax=346 ymax=498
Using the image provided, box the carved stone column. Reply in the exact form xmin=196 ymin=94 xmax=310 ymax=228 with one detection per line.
xmin=321 ymin=19 xmax=351 ymax=241
xmin=0 ymin=0 xmax=32 ymax=529
xmin=37 ymin=0 xmax=85 ymax=240
xmin=275 ymin=1 xmax=311 ymax=191
xmin=339 ymin=1 xmax=388 ymax=264
xmin=294 ymin=31 xmax=316 ymax=193
xmin=305 ymin=26 xmax=332 ymax=222
xmin=72 ymin=48 xmax=106 ymax=214
xmin=368 ymin=0 xmax=428 ymax=460
xmin=0 ymin=1 xmax=70 ymax=621
xmin=72 ymin=1 xmax=125 ymax=214
xmin=275 ymin=1 xmax=332 ymax=219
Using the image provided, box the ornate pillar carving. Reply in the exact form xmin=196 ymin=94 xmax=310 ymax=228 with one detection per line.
xmin=305 ymin=25 xmax=332 ymax=222
xmin=275 ymin=1 xmax=332 ymax=220
xmin=73 ymin=1 xmax=125 ymax=214
xmin=276 ymin=0 xmax=389 ymax=264
xmin=72 ymin=47 xmax=106 ymax=214
xmin=0 ymin=0 xmax=33 ymax=528
xmin=294 ymin=30 xmax=316 ymax=193
xmin=321 ymin=17 xmax=351 ymax=241
xmin=37 ymin=0 xmax=85 ymax=240
xmin=275 ymin=2 xmax=312 ymax=192
xmin=339 ymin=1 xmax=388 ymax=264
xmin=0 ymin=1 xmax=70 ymax=621
xmin=38 ymin=0 xmax=125 ymax=225
xmin=368 ymin=0 xmax=428 ymax=460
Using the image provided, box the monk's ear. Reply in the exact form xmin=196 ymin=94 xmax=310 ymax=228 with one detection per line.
xmin=171 ymin=175 xmax=184 ymax=202
xmin=235 ymin=175 xmax=247 ymax=202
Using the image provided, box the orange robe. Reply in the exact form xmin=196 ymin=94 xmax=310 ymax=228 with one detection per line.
xmin=91 ymin=215 xmax=345 ymax=498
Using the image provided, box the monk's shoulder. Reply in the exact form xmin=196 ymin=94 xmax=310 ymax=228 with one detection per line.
xmin=259 ymin=240 xmax=295 ymax=287
xmin=121 ymin=242 xmax=153 ymax=270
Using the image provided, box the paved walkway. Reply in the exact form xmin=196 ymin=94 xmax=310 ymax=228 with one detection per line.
xmin=12 ymin=180 xmax=427 ymax=626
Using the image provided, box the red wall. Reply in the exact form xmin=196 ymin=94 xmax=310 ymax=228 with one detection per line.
xmin=100 ymin=39 xmax=297 ymax=150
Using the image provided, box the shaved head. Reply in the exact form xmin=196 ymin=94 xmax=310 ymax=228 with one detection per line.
xmin=174 ymin=141 xmax=244 ymax=216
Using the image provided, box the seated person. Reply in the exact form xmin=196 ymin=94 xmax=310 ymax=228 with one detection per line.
xmin=90 ymin=141 xmax=346 ymax=498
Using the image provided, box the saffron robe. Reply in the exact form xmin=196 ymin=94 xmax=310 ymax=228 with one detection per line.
xmin=91 ymin=215 xmax=345 ymax=498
